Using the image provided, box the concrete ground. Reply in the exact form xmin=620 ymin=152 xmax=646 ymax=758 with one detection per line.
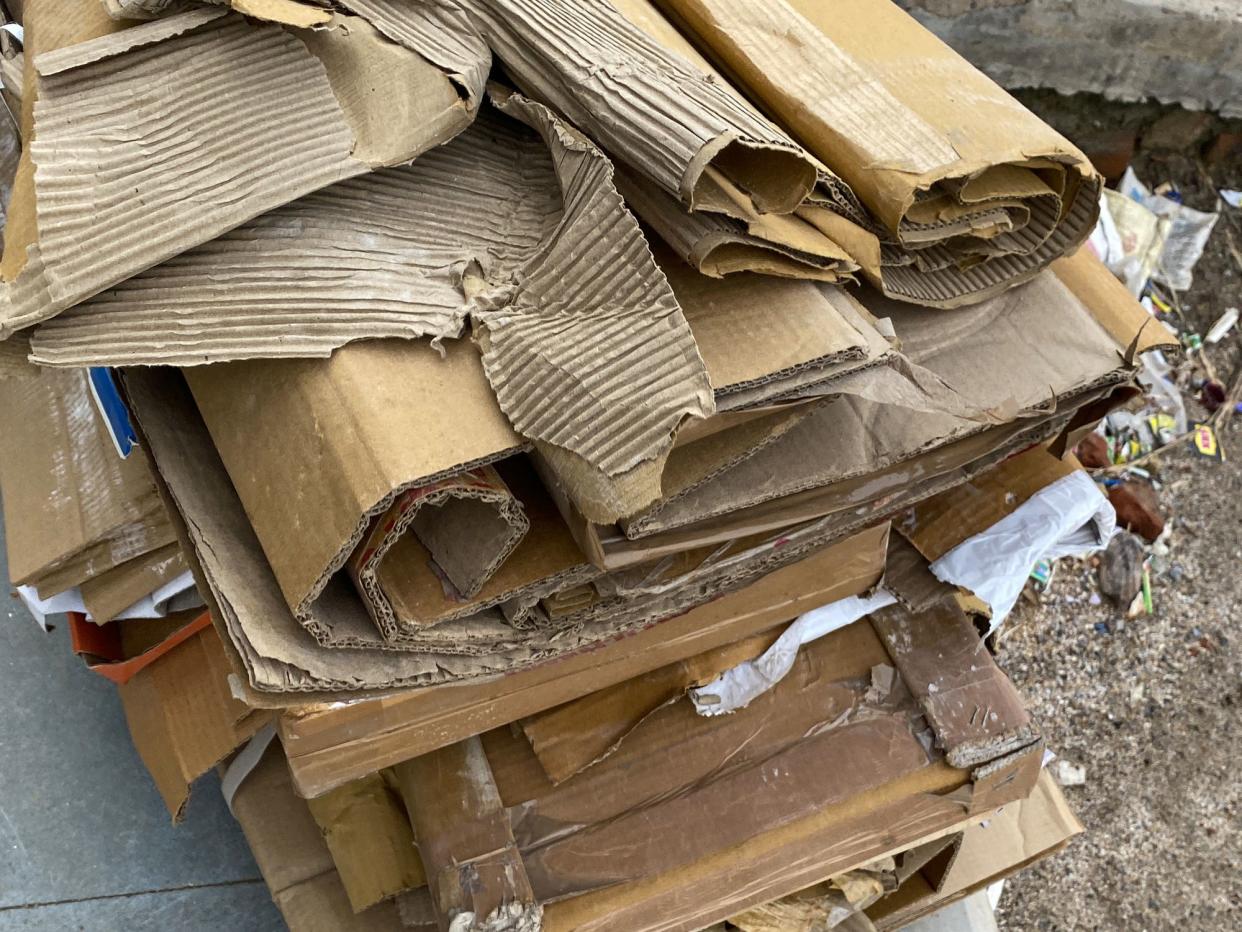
xmin=0 ymin=526 xmax=282 ymax=931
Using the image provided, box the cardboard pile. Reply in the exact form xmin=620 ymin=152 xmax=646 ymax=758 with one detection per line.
xmin=0 ymin=0 xmax=1179 ymax=929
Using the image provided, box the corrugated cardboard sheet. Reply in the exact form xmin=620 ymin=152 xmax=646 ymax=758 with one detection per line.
xmin=119 ymin=625 xmax=269 ymax=819
xmin=30 ymin=88 xmax=716 ymax=520
xmin=655 ymin=0 xmax=1101 ymax=306
xmin=278 ymin=522 xmax=889 ymax=796
xmin=128 ymin=365 xmax=899 ymax=696
xmin=0 ymin=7 xmax=466 ymax=338
xmin=0 ymin=362 xmax=173 ymax=592
xmin=620 ymin=268 xmax=1129 ymax=540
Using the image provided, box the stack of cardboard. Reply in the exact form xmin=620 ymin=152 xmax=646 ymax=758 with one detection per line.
xmin=0 ymin=0 xmax=1178 ymax=929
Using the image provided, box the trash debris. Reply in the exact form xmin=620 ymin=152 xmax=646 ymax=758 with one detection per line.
xmin=1205 ymin=307 xmax=1239 ymax=344
xmin=1118 ymin=168 xmax=1219 ymax=292
xmin=1050 ymin=759 xmax=1088 ymax=788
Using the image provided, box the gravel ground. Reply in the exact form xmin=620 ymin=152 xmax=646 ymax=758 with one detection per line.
xmin=993 ymin=93 xmax=1242 ymax=932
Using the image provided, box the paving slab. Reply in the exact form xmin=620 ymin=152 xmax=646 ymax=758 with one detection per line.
xmin=0 ymin=508 xmax=283 ymax=929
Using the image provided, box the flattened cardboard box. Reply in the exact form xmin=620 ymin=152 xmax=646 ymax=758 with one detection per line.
xmin=0 ymin=362 xmax=173 ymax=593
xmin=386 ymin=608 xmax=1041 ymax=931
xmin=283 ymin=522 xmax=889 ymax=797
xmin=0 ymin=6 xmax=467 ymax=337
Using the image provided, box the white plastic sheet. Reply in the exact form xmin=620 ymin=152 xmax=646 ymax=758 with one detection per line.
xmin=689 ymin=589 xmax=897 ymax=716
xmin=691 ymin=471 xmax=1115 ymax=716
xmin=928 ymin=470 xmax=1115 ymax=634
xmin=17 ymin=570 xmax=202 ymax=630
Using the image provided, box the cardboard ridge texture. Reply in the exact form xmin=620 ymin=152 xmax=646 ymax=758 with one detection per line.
xmin=0 ymin=8 xmax=467 ymax=338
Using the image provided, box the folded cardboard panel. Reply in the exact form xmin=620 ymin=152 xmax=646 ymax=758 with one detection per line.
xmin=278 ymin=522 xmax=889 ymax=797
xmin=231 ymin=743 xmax=410 ymax=932
xmin=0 ymin=7 xmax=467 ymax=337
xmin=385 ymin=606 xmax=1040 ymax=931
xmin=0 ymin=362 xmax=173 ymax=592
xmin=624 ymin=268 xmax=1131 ymax=539
xmin=868 ymin=770 xmax=1082 ymax=929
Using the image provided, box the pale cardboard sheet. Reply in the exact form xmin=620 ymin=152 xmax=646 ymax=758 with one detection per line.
xmin=0 ymin=9 xmax=466 ymax=338
xmin=0 ymin=362 xmax=173 ymax=591
xmin=623 ymin=271 xmax=1128 ymax=537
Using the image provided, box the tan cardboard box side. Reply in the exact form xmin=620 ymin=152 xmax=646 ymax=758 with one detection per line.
xmin=119 ymin=627 xmax=270 ymax=819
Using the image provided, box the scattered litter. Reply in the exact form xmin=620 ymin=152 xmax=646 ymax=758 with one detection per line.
xmin=1051 ymin=760 xmax=1087 ymax=788
xmin=1205 ymin=307 xmax=1238 ymax=344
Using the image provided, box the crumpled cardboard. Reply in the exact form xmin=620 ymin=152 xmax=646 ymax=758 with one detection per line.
xmin=35 ymin=88 xmax=716 ymax=521
xmin=656 ymin=0 xmax=1102 ymax=307
xmin=127 ymin=364 xmax=901 ymax=699
xmin=621 ymin=269 xmax=1132 ymax=540
xmin=0 ymin=6 xmax=467 ymax=339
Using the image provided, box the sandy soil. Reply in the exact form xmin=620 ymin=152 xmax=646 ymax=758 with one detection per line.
xmin=994 ymin=92 xmax=1242 ymax=932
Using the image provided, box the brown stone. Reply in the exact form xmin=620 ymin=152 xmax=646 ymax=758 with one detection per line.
xmin=1074 ymin=432 xmax=1112 ymax=470
xmin=1108 ymin=481 xmax=1165 ymax=543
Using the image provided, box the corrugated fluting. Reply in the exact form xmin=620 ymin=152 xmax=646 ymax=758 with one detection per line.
xmin=342 ymin=0 xmax=816 ymax=209
xmin=478 ymin=93 xmax=714 ymax=477
xmin=4 ymin=13 xmax=363 ymax=336
xmin=30 ymin=109 xmax=563 ymax=367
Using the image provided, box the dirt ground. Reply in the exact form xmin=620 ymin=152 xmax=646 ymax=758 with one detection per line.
xmin=993 ymin=92 xmax=1242 ymax=931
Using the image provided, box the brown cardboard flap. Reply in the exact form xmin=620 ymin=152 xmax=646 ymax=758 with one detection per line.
xmin=869 ymin=769 xmax=1080 ymax=929
xmin=0 ymin=363 xmax=173 ymax=590
xmin=187 ymin=337 xmax=523 ymax=624
xmin=518 ymin=629 xmax=780 ymax=783
xmin=394 ymin=737 xmax=539 ymax=930
xmin=869 ymin=599 xmax=1036 ymax=768
xmin=79 ymin=542 xmax=188 ymax=625
xmin=305 ymin=774 xmax=426 ymax=913
xmin=231 ymin=744 xmax=408 ymax=932
xmin=624 ymin=269 xmax=1127 ymax=538
xmin=119 ymin=627 xmax=270 ymax=820
xmin=1052 ymin=249 xmax=1179 ymax=361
